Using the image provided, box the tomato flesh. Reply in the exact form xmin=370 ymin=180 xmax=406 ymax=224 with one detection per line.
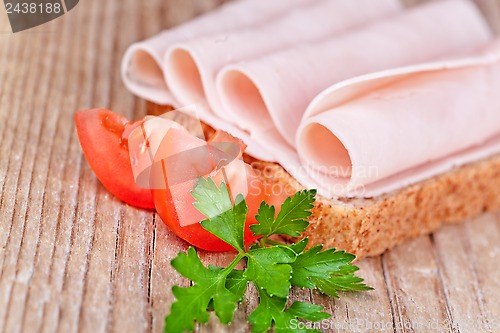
xmin=153 ymin=171 xmax=263 ymax=252
xmin=75 ymin=109 xmax=155 ymax=209
xmin=152 ymin=127 xmax=264 ymax=251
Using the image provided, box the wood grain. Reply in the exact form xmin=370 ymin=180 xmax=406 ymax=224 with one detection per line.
xmin=1 ymin=1 xmax=500 ymax=332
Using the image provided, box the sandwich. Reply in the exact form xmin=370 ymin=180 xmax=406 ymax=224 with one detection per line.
xmin=117 ymin=0 xmax=500 ymax=258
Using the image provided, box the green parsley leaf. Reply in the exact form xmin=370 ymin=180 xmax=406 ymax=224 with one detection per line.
xmin=191 ymin=177 xmax=233 ymax=219
xmin=286 ymin=301 xmax=331 ymax=323
xmin=245 ymin=246 xmax=295 ymax=298
xmin=312 ymin=274 xmax=373 ymax=298
xmin=165 ymin=248 xmax=242 ymax=332
xmin=192 ymin=177 xmax=247 ymax=252
xmin=290 ymin=245 xmax=357 ymax=289
xmin=206 ymin=268 xmax=247 ymax=312
xmin=251 ymin=190 xmax=316 ymax=238
xmin=289 ymin=238 xmax=309 ymax=254
xmin=289 ymin=245 xmax=372 ymax=297
xmin=225 ymin=269 xmax=248 ymax=301
xmin=207 ymin=266 xmax=248 ymax=302
xmin=248 ymin=290 xmax=329 ymax=333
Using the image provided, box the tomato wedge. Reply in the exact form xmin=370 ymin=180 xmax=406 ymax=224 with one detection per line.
xmin=153 ymin=168 xmax=264 ymax=252
xmin=74 ymin=109 xmax=155 ymax=209
xmin=151 ymin=126 xmax=264 ymax=251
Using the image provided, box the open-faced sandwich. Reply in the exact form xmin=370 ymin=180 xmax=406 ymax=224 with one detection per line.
xmin=78 ymin=0 xmax=500 ymax=259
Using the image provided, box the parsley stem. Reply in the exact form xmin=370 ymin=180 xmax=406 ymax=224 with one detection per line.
xmin=259 ymin=237 xmax=284 ymax=248
xmin=263 ymin=238 xmax=284 ymax=246
xmin=224 ymin=252 xmax=246 ymax=273
xmin=259 ymin=238 xmax=266 ymax=248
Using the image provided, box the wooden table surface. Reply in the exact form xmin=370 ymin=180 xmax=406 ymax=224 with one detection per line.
xmin=1 ymin=1 xmax=500 ymax=332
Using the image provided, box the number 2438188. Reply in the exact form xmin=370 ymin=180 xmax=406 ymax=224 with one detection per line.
xmin=5 ymin=2 xmax=62 ymax=14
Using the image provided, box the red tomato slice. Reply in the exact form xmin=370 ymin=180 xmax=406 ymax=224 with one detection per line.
xmin=153 ymin=165 xmax=264 ymax=252
xmin=74 ymin=109 xmax=155 ymax=209
xmin=152 ymin=127 xmax=264 ymax=251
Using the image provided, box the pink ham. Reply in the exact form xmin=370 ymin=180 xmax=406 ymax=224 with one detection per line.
xmin=121 ymin=0 xmax=318 ymax=105
xmin=216 ymin=0 xmax=492 ymax=146
xmin=163 ymin=0 xmax=401 ymax=117
xmin=122 ymin=0 xmax=500 ymax=200
xmin=294 ymin=40 xmax=500 ymax=197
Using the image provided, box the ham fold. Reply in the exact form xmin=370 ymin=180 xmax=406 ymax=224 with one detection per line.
xmin=295 ymin=40 xmax=500 ymax=197
xmin=163 ymin=0 xmax=401 ymax=117
xmin=217 ymin=0 xmax=492 ymax=146
xmin=122 ymin=0 xmax=322 ymax=105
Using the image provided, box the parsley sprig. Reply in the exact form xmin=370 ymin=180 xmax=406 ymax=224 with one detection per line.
xmin=165 ymin=178 xmax=372 ymax=333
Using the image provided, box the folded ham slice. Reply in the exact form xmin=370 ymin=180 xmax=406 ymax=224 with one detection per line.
xmin=294 ymin=40 xmax=500 ymax=197
xmin=163 ymin=0 xmax=401 ymax=117
xmin=217 ymin=0 xmax=492 ymax=146
xmin=121 ymin=0 xmax=319 ymax=105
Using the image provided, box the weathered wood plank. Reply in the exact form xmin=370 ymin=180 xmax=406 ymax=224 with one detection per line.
xmin=75 ymin=199 xmax=120 ymax=333
xmin=3 ymin=28 xmax=72 ymax=333
xmin=0 ymin=31 xmax=54 ymax=332
xmin=29 ymin=2 xmax=109 ymax=332
xmin=108 ymin=207 xmax=154 ymax=333
xmin=382 ymin=236 xmax=453 ymax=332
xmin=19 ymin=11 xmax=83 ymax=333
xmin=312 ymin=257 xmax=396 ymax=333
xmin=0 ymin=36 xmax=27 ymax=276
xmin=432 ymin=221 xmax=492 ymax=332
xmin=462 ymin=213 xmax=500 ymax=331
xmin=149 ymin=218 xmax=190 ymax=333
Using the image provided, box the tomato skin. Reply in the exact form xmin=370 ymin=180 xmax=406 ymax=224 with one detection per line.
xmin=154 ymin=188 xmax=235 ymax=251
xmin=74 ymin=109 xmax=155 ymax=209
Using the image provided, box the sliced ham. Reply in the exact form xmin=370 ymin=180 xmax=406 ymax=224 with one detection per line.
xmin=123 ymin=0 xmax=500 ymax=199
xmin=163 ymin=0 xmax=401 ymax=117
xmin=295 ymin=40 xmax=500 ymax=197
xmin=121 ymin=0 xmax=319 ymax=105
xmin=216 ymin=0 xmax=492 ymax=146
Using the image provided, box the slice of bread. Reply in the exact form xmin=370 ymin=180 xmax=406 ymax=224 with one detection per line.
xmin=248 ymin=156 xmax=500 ymax=259
xmin=147 ymin=102 xmax=500 ymax=259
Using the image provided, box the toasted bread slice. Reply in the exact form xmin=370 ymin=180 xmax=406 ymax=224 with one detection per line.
xmin=147 ymin=102 xmax=500 ymax=259
xmin=248 ymin=156 xmax=500 ymax=259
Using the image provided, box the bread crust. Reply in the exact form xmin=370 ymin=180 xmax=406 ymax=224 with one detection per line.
xmin=249 ymin=156 xmax=500 ymax=259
